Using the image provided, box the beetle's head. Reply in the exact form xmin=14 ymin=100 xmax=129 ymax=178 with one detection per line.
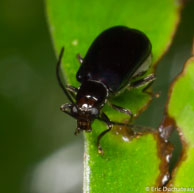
xmin=71 ymin=96 xmax=100 ymax=133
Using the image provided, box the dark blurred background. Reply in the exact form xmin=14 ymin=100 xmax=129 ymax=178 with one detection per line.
xmin=0 ymin=0 xmax=194 ymax=193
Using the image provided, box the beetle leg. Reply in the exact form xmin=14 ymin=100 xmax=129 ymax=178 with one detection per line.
xmin=130 ymin=74 xmax=155 ymax=88
xmin=97 ymin=113 xmax=156 ymax=154
xmin=97 ymin=112 xmax=113 ymax=155
xmin=142 ymin=80 xmax=160 ymax=98
xmin=66 ymin=85 xmax=78 ymax=99
xmin=129 ymin=74 xmax=159 ymax=98
xmin=77 ymin=53 xmax=84 ymax=64
xmin=108 ymin=102 xmax=133 ymax=121
xmin=60 ymin=103 xmax=76 ymax=119
xmin=60 ymin=104 xmax=82 ymax=135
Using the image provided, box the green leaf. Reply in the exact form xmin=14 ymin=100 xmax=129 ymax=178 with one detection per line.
xmin=46 ymin=0 xmax=181 ymax=192
xmin=168 ymin=56 xmax=194 ymax=191
xmin=84 ymin=130 xmax=161 ymax=193
xmin=46 ymin=0 xmax=180 ymax=119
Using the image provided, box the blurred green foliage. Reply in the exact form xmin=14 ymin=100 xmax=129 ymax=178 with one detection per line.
xmin=0 ymin=0 xmax=82 ymax=192
xmin=0 ymin=0 xmax=194 ymax=193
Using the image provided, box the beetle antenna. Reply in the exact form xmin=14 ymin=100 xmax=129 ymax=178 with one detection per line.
xmin=56 ymin=47 xmax=75 ymax=104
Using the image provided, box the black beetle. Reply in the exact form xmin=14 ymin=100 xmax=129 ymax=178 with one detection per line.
xmin=56 ymin=26 xmax=155 ymax=153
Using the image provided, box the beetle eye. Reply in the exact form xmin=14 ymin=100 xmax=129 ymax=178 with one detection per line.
xmin=91 ymin=108 xmax=98 ymax=115
xmin=72 ymin=106 xmax=78 ymax=113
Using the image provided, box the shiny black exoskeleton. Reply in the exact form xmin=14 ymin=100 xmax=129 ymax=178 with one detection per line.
xmin=57 ymin=26 xmax=155 ymax=153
